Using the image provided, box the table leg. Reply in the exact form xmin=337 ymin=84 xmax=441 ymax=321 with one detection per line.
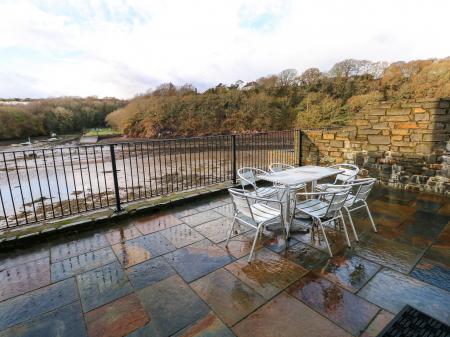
xmin=284 ymin=185 xmax=290 ymax=238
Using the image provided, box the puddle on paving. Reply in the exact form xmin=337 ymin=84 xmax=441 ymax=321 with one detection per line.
xmin=112 ymin=244 xmax=151 ymax=268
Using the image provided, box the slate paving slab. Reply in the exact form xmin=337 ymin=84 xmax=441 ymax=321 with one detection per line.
xmin=126 ymin=256 xmax=176 ymax=290
xmin=225 ymin=248 xmax=307 ymax=299
xmin=182 ymin=210 xmax=222 ymax=227
xmin=287 ymin=272 xmax=379 ymax=336
xmin=133 ymin=213 xmax=183 ymax=235
xmin=316 ymin=252 xmax=381 ymax=293
xmin=0 ymin=301 xmax=87 ymax=337
xmin=169 ymin=205 xmax=199 ymax=219
xmin=232 ymin=292 xmax=351 ymax=337
xmin=50 ymin=232 xmax=109 ymax=262
xmin=359 ymin=268 xmax=450 ymax=324
xmin=160 ymin=223 xmax=204 ymax=248
xmin=280 ymin=242 xmax=330 ymax=270
xmin=0 ymin=246 xmax=49 ymax=271
xmin=213 ymin=203 xmax=235 ymax=218
xmin=164 ymin=239 xmax=234 ymax=282
xmin=218 ymin=231 xmax=268 ymax=259
xmin=0 ymin=257 xmax=50 ymax=302
xmin=0 ymin=278 xmax=78 ymax=331
xmin=112 ymin=232 xmax=176 ymax=268
xmin=85 ymin=293 xmax=149 ymax=337
xmin=410 ymin=257 xmax=450 ymax=292
xmin=104 ymin=224 xmax=142 ymax=245
xmin=195 ymin=217 xmax=248 ymax=243
xmin=353 ymin=232 xmax=424 ymax=273
xmin=193 ymin=199 xmax=228 ymax=212
xmin=172 ymin=312 xmax=235 ymax=337
xmin=137 ymin=274 xmax=209 ymax=337
xmin=191 ymin=268 xmax=266 ymax=326
xmin=51 ymin=247 xmax=117 ymax=282
xmin=361 ymin=310 xmax=394 ymax=337
xmin=77 ymin=261 xmax=133 ymax=312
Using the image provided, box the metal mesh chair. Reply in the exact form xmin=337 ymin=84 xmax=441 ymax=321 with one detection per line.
xmin=290 ymin=186 xmax=352 ymax=256
xmin=237 ymin=167 xmax=282 ymax=199
xmin=226 ymin=188 xmax=285 ymax=262
xmin=316 ymin=163 xmax=359 ymax=192
xmin=342 ymin=178 xmax=378 ymax=241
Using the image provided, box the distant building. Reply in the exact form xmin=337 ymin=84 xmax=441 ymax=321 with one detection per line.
xmin=241 ymin=81 xmax=259 ymax=91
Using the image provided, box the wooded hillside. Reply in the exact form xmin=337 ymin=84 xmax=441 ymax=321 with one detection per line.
xmin=106 ymin=58 xmax=450 ymax=137
xmin=0 ymin=97 xmax=126 ymax=140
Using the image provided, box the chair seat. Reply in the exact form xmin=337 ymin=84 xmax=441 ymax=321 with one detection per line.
xmin=294 ymin=198 xmax=330 ymax=218
xmin=236 ymin=203 xmax=281 ymax=226
xmin=248 ymin=186 xmax=280 ymax=198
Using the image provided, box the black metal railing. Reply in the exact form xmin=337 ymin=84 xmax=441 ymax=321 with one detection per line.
xmin=0 ymin=129 xmax=302 ymax=229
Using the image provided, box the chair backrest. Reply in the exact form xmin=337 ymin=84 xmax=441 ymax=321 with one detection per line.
xmin=228 ymin=188 xmax=254 ymax=220
xmin=330 ymin=164 xmax=359 ymax=184
xmin=269 ymin=163 xmax=294 ymax=173
xmin=352 ymin=178 xmax=377 ymax=203
xmin=324 ymin=186 xmax=351 ymax=217
xmin=237 ymin=167 xmax=269 ymax=190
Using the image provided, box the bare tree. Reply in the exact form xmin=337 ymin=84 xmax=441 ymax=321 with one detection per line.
xmin=278 ymin=69 xmax=298 ymax=86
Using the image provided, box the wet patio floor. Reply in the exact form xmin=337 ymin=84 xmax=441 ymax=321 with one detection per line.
xmin=0 ymin=185 xmax=449 ymax=337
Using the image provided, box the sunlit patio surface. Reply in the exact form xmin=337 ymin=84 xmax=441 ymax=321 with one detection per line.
xmin=0 ymin=185 xmax=449 ymax=337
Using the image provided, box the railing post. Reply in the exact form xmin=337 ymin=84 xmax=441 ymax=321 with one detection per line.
xmin=298 ymin=130 xmax=302 ymax=167
xmin=110 ymin=144 xmax=122 ymax=212
xmin=231 ymin=134 xmax=237 ymax=184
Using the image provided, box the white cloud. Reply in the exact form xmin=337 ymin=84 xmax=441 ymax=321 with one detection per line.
xmin=0 ymin=0 xmax=449 ymax=98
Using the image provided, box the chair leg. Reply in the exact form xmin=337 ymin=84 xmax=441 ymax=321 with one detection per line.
xmin=248 ymin=225 xmax=262 ymax=263
xmin=225 ymin=216 xmax=237 ymax=247
xmin=318 ymin=219 xmax=333 ymax=257
xmin=364 ymin=201 xmax=377 ymax=233
xmin=344 ymin=207 xmax=359 ymax=242
xmin=339 ymin=211 xmax=351 ymax=248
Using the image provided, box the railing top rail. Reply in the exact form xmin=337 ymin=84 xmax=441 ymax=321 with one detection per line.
xmin=0 ymin=129 xmax=301 ymax=154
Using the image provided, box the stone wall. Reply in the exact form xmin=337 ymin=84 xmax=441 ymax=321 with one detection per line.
xmin=301 ymin=98 xmax=450 ymax=195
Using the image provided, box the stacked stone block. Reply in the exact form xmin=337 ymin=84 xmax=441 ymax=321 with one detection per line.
xmin=301 ymin=99 xmax=450 ymax=195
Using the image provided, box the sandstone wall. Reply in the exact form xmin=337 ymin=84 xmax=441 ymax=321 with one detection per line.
xmin=301 ymin=98 xmax=450 ymax=195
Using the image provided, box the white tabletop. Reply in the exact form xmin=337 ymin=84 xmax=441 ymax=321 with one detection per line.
xmin=257 ymin=165 xmax=343 ymax=186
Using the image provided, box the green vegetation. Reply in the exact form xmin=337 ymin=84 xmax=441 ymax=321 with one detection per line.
xmin=107 ymin=58 xmax=450 ymax=137
xmin=84 ymin=128 xmax=122 ymax=137
xmin=0 ymin=97 xmax=126 ymax=140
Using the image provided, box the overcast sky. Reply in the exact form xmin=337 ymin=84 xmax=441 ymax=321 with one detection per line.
xmin=1 ymin=0 xmax=449 ymax=99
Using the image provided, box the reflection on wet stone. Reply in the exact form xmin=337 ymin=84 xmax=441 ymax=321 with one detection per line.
xmin=137 ymin=275 xmax=209 ymax=337
xmin=281 ymin=242 xmax=330 ymax=270
xmin=0 ymin=278 xmax=78 ymax=331
xmin=160 ymin=223 xmax=204 ymax=248
xmin=288 ymin=272 xmax=379 ymax=336
xmin=0 ymin=302 xmax=87 ymax=337
xmin=85 ymin=293 xmax=149 ymax=337
xmin=354 ymin=232 xmax=424 ymax=273
xmin=164 ymin=239 xmax=234 ymax=282
xmin=51 ymin=247 xmax=117 ymax=282
xmin=219 ymin=231 xmax=267 ymax=259
xmin=318 ymin=253 xmax=381 ymax=292
xmin=359 ymin=268 xmax=450 ymax=324
xmin=182 ymin=210 xmax=222 ymax=227
xmin=112 ymin=233 xmax=176 ymax=268
xmin=172 ymin=312 xmax=235 ymax=337
xmin=77 ymin=261 xmax=133 ymax=312
xmin=196 ymin=217 xmax=247 ymax=243
xmin=126 ymin=256 xmax=176 ymax=290
xmin=410 ymin=258 xmax=450 ymax=292
xmin=50 ymin=233 xmax=109 ymax=262
xmin=191 ymin=268 xmax=265 ymax=326
xmin=232 ymin=292 xmax=351 ymax=337
xmin=104 ymin=224 xmax=142 ymax=245
xmin=133 ymin=213 xmax=182 ymax=235
xmin=226 ymin=249 xmax=307 ymax=299
xmin=0 ymin=257 xmax=51 ymax=301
